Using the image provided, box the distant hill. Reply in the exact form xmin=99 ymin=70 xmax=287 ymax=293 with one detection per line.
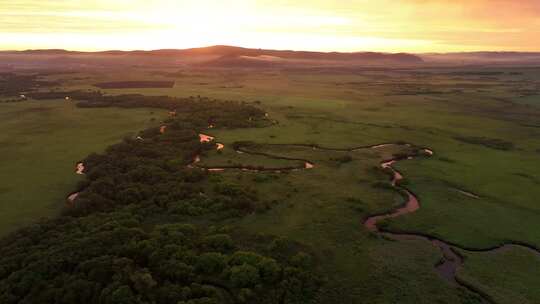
xmin=7 ymin=47 xmax=540 ymax=66
xmin=419 ymin=52 xmax=540 ymax=64
xmin=176 ymin=45 xmax=423 ymax=63
xmin=0 ymin=45 xmax=424 ymax=68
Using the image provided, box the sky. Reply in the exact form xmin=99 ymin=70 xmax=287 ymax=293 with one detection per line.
xmin=1 ymin=0 xmax=539 ymax=53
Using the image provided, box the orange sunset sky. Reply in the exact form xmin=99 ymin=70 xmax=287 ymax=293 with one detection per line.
xmin=1 ymin=0 xmax=539 ymax=52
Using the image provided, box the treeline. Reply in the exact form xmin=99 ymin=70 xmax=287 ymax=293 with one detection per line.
xmin=30 ymin=90 xmax=265 ymax=128
xmin=0 ymin=93 xmax=322 ymax=303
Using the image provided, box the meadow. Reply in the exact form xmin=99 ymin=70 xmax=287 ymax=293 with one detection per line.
xmin=0 ymin=100 xmax=162 ymax=236
xmin=1 ymin=65 xmax=539 ymax=303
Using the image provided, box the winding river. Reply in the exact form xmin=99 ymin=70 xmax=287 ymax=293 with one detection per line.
xmin=194 ymin=133 xmax=540 ymax=304
xmin=65 ymin=128 xmax=539 ymax=303
xmin=194 ymin=134 xmax=315 ymax=172
xmin=362 ymin=149 xmax=477 ymax=293
xmin=362 ymin=146 xmax=540 ymax=303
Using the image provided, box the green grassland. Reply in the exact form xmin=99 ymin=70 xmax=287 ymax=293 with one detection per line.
xmin=457 ymin=246 xmax=540 ymax=304
xmin=5 ymin=65 xmax=540 ymax=303
xmin=202 ymin=145 xmax=482 ymax=303
xmin=0 ymin=100 xmax=163 ymax=236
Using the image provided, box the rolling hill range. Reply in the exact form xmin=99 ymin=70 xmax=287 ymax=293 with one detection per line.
xmin=0 ymin=45 xmax=423 ymax=69
xmin=3 ymin=46 xmax=540 ymax=71
xmin=419 ymin=51 xmax=540 ymax=65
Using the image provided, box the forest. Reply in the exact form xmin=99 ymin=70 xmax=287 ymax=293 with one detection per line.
xmin=0 ymin=93 xmax=321 ymax=304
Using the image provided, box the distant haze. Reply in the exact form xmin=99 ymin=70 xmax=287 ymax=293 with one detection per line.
xmin=1 ymin=0 xmax=540 ymax=53
xmin=3 ymin=46 xmax=540 ymax=71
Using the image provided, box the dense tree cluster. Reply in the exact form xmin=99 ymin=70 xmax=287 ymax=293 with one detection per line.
xmin=0 ymin=73 xmax=59 ymax=97
xmin=0 ymin=93 xmax=322 ymax=303
xmin=68 ymin=96 xmax=266 ymax=216
xmin=0 ymin=210 xmax=321 ymax=304
xmin=29 ymin=90 xmax=103 ymax=101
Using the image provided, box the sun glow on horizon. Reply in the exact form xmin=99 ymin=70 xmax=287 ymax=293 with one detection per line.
xmin=1 ymin=0 xmax=539 ymax=52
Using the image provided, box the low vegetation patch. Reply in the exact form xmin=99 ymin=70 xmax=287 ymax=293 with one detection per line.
xmin=454 ymin=136 xmax=514 ymax=151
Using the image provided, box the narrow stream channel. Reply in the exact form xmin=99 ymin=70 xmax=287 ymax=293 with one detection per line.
xmin=194 ymin=134 xmax=315 ymax=172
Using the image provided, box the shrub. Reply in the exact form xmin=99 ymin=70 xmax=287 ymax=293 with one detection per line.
xmin=195 ymin=253 xmax=227 ymax=274
xmin=202 ymin=234 xmax=234 ymax=252
xmin=230 ymin=264 xmax=260 ymax=287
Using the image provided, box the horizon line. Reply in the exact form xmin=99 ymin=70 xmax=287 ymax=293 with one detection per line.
xmin=2 ymin=44 xmax=540 ymax=55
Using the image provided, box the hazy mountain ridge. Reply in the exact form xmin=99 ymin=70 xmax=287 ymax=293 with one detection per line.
xmin=419 ymin=51 xmax=540 ymax=64
xmin=0 ymin=45 xmax=423 ymax=67
xmin=3 ymin=46 xmax=540 ymax=69
xmin=3 ymin=45 xmax=420 ymax=60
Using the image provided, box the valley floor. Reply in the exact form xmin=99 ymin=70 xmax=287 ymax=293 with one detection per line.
xmin=1 ymin=65 xmax=540 ymax=303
